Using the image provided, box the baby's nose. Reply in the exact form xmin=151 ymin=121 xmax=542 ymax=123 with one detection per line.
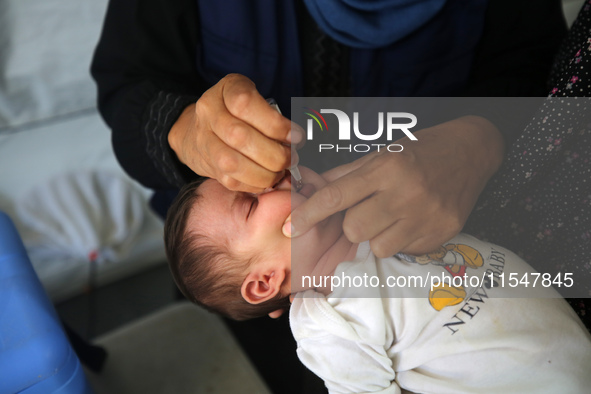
xmin=272 ymin=171 xmax=293 ymax=192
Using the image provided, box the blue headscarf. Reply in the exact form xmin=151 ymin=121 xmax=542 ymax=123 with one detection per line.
xmin=303 ymin=0 xmax=447 ymax=48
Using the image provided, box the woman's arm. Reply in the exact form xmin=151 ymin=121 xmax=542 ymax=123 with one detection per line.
xmin=92 ymin=0 xmax=294 ymax=193
xmin=91 ymin=0 xmax=206 ymax=190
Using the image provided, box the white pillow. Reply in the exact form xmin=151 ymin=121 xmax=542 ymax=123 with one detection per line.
xmin=16 ymin=171 xmax=147 ymax=265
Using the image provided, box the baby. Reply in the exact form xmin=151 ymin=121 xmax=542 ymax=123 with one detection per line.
xmin=165 ymin=167 xmax=591 ymax=393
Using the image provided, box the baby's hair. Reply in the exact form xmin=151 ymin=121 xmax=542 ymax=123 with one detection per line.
xmin=164 ymin=178 xmax=290 ymax=321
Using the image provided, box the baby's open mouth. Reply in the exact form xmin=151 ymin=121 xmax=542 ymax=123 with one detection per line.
xmin=269 ymin=170 xmax=315 ymax=198
xmin=298 ymin=183 xmax=316 ymax=198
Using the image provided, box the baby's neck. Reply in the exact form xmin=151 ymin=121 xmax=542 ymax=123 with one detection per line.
xmin=300 ymin=234 xmax=359 ymax=295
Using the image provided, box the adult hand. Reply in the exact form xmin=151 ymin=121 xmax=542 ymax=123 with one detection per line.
xmin=168 ymin=74 xmax=298 ymax=193
xmin=285 ymin=116 xmax=504 ymax=257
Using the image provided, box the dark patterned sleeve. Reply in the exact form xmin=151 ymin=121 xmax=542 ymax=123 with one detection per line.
xmin=91 ymin=0 xmax=208 ymax=190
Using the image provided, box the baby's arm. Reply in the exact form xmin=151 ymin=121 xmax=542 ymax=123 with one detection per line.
xmin=291 ymin=293 xmax=401 ymax=394
xmin=296 ymin=336 xmax=400 ymax=394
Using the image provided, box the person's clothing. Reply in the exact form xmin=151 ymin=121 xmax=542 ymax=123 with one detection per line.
xmin=464 ymin=0 xmax=591 ymax=330
xmin=89 ymin=2 xmax=570 ymax=392
xmin=290 ymin=235 xmax=591 ymax=394
xmin=91 ymin=0 xmax=566 ymax=194
xmin=302 ymin=0 xmax=449 ymax=49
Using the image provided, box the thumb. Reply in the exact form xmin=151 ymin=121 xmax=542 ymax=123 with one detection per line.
xmin=282 ymin=214 xmax=292 ymax=238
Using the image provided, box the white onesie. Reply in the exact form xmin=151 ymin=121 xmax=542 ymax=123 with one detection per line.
xmin=290 ymin=234 xmax=591 ymax=394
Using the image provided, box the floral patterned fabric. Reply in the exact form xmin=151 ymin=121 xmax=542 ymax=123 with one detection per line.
xmin=465 ymin=1 xmax=591 ymax=331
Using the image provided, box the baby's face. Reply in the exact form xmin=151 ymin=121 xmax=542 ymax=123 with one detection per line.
xmin=189 ymin=178 xmax=292 ymax=264
xmin=187 ymin=167 xmax=343 ymax=268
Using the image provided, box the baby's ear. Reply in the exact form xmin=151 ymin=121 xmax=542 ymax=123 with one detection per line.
xmin=241 ymin=269 xmax=286 ymax=305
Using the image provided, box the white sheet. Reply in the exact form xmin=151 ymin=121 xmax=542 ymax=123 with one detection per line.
xmin=0 ymin=0 xmax=108 ymax=128
xmin=0 ymin=111 xmax=166 ymax=302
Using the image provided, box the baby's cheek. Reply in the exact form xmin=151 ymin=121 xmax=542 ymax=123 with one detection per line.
xmin=291 ymin=229 xmax=317 ymax=255
xmin=291 ymin=223 xmax=323 ymax=258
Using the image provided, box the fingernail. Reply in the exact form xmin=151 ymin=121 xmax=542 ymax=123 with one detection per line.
xmin=290 ymin=122 xmax=304 ymax=144
xmin=290 ymin=130 xmax=302 ymax=144
xmin=282 ymin=214 xmax=292 ymax=237
xmin=282 ymin=222 xmax=292 ymax=237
